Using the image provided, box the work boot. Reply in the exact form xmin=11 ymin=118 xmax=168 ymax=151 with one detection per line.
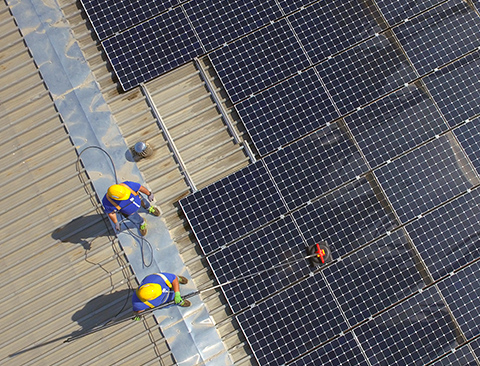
xmin=139 ymin=221 xmax=147 ymax=236
xmin=148 ymin=206 xmax=161 ymax=216
xmin=178 ymin=299 xmax=191 ymax=307
xmin=178 ymin=276 xmax=188 ymax=285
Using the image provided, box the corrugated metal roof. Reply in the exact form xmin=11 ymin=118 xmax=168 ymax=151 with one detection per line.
xmin=0 ymin=2 xmax=174 ymax=365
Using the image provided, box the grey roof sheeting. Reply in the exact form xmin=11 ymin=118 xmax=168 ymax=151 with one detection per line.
xmin=0 ymin=2 xmax=175 ymax=366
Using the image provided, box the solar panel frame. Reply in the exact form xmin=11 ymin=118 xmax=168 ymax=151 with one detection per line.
xmin=406 ymin=190 xmax=480 ymax=281
xmin=289 ymin=0 xmax=383 ymax=65
xmin=423 ymin=51 xmax=480 ymax=128
xmin=344 ymin=85 xmax=448 ymax=169
xmin=235 ymin=68 xmax=339 ymax=157
xmin=183 ymin=0 xmax=282 ymax=52
xmin=237 ymin=273 xmax=348 ymax=366
xmin=393 ymin=0 xmax=480 ymax=76
xmin=101 ymin=7 xmax=203 ymax=91
xmin=206 ymin=215 xmax=310 ymax=313
xmin=354 ymin=286 xmax=459 ymax=366
xmin=374 ymin=134 xmax=479 ymax=224
xmin=437 ymin=260 xmax=480 ymax=341
xmin=293 ymin=177 xmax=398 ymax=258
xmin=316 ymin=35 xmax=417 ymax=115
xmin=179 ymin=161 xmax=287 ymax=254
xmin=80 ymin=0 xmax=178 ymax=40
xmin=324 ymin=229 xmax=425 ymax=327
xmin=263 ymin=123 xmax=368 ymax=210
xmin=208 ymin=18 xmax=310 ymax=104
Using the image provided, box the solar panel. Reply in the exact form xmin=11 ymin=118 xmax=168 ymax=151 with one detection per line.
xmin=235 ymin=68 xmax=339 ymax=156
xmin=454 ymin=118 xmax=480 ymax=174
xmin=179 ymin=161 xmax=287 ymax=255
xmin=101 ymin=7 xmax=203 ymax=91
xmin=393 ymin=0 xmax=480 ymax=76
xmin=263 ymin=123 xmax=368 ymax=210
xmin=324 ymin=229 xmax=425 ymax=326
xmin=293 ymin=178 xmax=398 ymax=258
xmin=406 ymin=190 xmax=480 ymax=281
xmin=183 ymin=0 xmax=282 ymax=52
xmin=316 ymin=35 xmax=416 ymax=115
xmin=423 ymin=51 xmax=480 ymax=128
xmin=80 ymin=0 xmax=177 ymax=40
xmin=344 ymin=85 xmax=447 ymax=169
xmin=208 ymin=18 xmax=310 ymax=104
xmin=374 ymin=134 xmax=479 ymax=224
xmin=288 ymin=332 xmax=369 ymax=366
xmin=437 ymin=261 xmax=480 ymax=341
xmin=429 ymin=346 xmax=477 ymax=366
xmin=289 ymin=0 xmax=383 ymax=64
xmin=375 ymin=0 xmax=445 ymax=26
xmin=237 ymin=273 xmax=348 ymax=366
xmin=207 ymin=215 xmax=309 ymax=313
xmin=354 ymin=286 xmax=459 ymax=366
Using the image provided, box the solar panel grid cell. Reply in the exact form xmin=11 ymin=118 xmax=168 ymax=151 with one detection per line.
xmin=235 ymin=68 xmax=338 ymax=156
xmin=374 ymin=135 xmax=479 ymax=224
xmin=208 ymin=18 xmax=310 ymax=104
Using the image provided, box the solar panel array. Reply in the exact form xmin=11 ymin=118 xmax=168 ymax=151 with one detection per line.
xmin=81 ymin=0 xmax=480 ymax=365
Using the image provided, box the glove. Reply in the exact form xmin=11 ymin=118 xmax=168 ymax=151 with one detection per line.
xmin=174 ymin=292 xmax=183 ymax=305
xmin=115 ymin=222 xmax=121 ymax=232
xmin=133 ymin=315 xmax=142 ymax=321
xmin=148 ymin=192 xmax=155 ymax=202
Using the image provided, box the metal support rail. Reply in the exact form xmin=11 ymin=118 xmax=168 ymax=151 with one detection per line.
xmin=194 ymin=57 xmax=257 ymax=163
xmin=140 ymin=83 xmax=197 ymax=192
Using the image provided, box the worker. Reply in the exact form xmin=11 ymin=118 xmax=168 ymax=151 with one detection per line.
xmin=102 ymin=181 xmax=160 ymax=236
xmin=133 ymin=273 xmax=191 ymax=316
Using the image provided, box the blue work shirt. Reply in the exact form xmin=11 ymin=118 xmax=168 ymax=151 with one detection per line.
xmin=102 ymin=181 xmax=142 ymax=216
xmin=132 ymin=273 xmax=177 ymax=312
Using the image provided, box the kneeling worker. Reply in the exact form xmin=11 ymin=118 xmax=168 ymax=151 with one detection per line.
xmin=133 ymin=273 xmax=191 ymax=316
xmin=102 ymin=181 xmax=160 ymax=236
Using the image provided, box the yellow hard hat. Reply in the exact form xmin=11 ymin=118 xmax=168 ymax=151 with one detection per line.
xmin=137 ymin=283 xmax=162 ymax=301
xmin=107 ymin=184 xmax=130 ymax=201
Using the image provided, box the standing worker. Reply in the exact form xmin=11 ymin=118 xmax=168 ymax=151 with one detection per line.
xmin=133 ymin=273 xmax=191 ymax=316
xmin=102 ymin=181 xmax=160 ymax=236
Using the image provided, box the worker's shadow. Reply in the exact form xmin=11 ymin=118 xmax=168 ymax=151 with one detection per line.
xmin=8 ymin=289 xmax=133 ymax=358
xmin=71 ymin=288 xmax=134 ymax=333
xmin=51 ymin=214 xmax=113 ymax=250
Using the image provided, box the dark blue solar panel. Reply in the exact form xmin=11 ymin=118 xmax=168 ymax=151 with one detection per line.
xmin=376 ymin=0 xmax=445 ymax=26
xmin=263 ymin=123 xmax=368 ymax=210
xmin=276 ymin=0 xmax=313 ymax=15
xmin=289 ymin=332 xmax=369 ymax=366
xmin=325 ymin=229 xmax=425 ymax=327
xmin=406 ymin=190 xmax=480 ymax=281
xmin=394 ymin=0 xmax=480 ymax=76
xmin=207 ymin=215 xmax=309 ymax=313
xmin=237 ymin=273 xmax=348 ymax=366
xmin=208 ymin=18 xmax=310 ymax=104
xmin=102 ymin=7 xmax=202 ymax=91
xmin=179 ymin=161 xmax=287 ymax=254
xmin=437 ymin=261 xmax=480 ymax=341
xmin=235 ymin=68 xmax=338 ymax=156
xmin=80 ymin=0 xmax=177 ymax=40
xmin=374 ymin=134 xmax=478 ymax=224
xmin=345 ymin=85 xmax=447 ymax=169
xmin=293 ymin=178 xmax=398 ymax=258
xmin=317 ymin=35 xmax=416 ymax=115
xmin=290 ymin=0 xmax=382 ymax=64
xmin=184 ymin=0 xmax=282 ymax=52
xmin=424 ymin=51 xmax=480 ymax=127
xmin=354 ymin=286 xmax=459 ymax=366
xmin=429 ymin=346 xmax=477 ymax=366
xmin=454 ymin=118 xmax=480 ymax=175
